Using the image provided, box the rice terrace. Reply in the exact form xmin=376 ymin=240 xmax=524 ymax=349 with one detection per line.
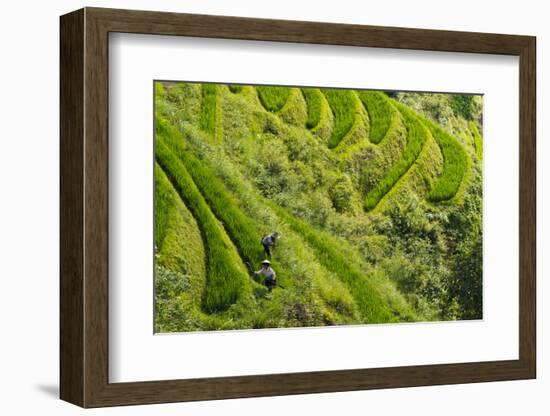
xmin=154 ymin=81 xmax=483 ymax=333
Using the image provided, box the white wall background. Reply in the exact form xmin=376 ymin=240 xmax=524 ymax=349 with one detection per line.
xmin=0 ymin=0 xmax=546 ymax=414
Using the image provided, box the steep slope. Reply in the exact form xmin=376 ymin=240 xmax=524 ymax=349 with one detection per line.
xmin=154 ymin=81 xmax=483 ymax=331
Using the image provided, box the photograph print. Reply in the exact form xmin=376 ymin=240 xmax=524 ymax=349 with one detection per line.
xmin=154 ymin=81 xmax=483 ymax=333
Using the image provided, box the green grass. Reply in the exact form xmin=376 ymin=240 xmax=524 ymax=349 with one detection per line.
xmin=256 ymin=86 xmax=291 ymax=112
xmin=155 ymin=163 xmax=205 ymax=278
xmin=228 ymin=84 xmax=244 ymax=93
xmin=268 ymin=202 xmax=411 ymax=323
xmin=321 ymin=89 xmax=358 ymax=148
xmin=470 ymin=121 xmax=483 ymax=161
xmin=154 ymin=81 xmax=166 ymax=100
xmin=358 ymin=91 xmax=393 ymax=144
xmin=154 ymin=162 xmax=206 ymax=321
xmin=155 ymin=121 xmax=247 ymax=313
xmin=173 ymin=122 xmax=410 ymax=322
xmin=171 ymin=124 xmax=366 ymax=322
xmin=153 ymin=82 xmax=481 ymax=329
xmin=200 ymin=84 xmax=217 ymax=134
xmin=423 ymin=119 xmax=468 ymax=202
xmin=364 ymin=102 xmax=428 ymax=211
xmin=154 ymin=163 xmax=171 ymax=249
xmin=301 ymin=88 xmax=323 ymax=129
xmin=158 ymin=118 xmax=296 ymax=289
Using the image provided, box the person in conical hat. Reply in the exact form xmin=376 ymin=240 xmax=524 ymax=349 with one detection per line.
xmin=254 ymin=259 xmax=277 ymax=292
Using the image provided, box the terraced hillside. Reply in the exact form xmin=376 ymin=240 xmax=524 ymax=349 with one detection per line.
xmin=154 ymin=82 xmax=484 ymax=332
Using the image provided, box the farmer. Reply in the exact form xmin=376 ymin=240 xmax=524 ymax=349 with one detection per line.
xmin=261 ymin=231 xmax=280 ymax=258
xmin=249 ymin=259 xmax=277 ymax=292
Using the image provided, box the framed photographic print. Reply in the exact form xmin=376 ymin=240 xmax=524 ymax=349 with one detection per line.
xmin=60 ymin=7 xmax=536 ymax=408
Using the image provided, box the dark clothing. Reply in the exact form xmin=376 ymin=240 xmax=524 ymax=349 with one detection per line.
xmin=265 ymin=276 xmax=276 ymax=292
xmin=261 ymin=234 xmax=277 ymax=258
xmin=262 ymin=242 xmax=271 ymax=257
xmin=255 ymin=266 xmax=277 ymax=291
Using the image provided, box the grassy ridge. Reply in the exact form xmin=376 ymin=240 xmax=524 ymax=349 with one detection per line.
xmin=156 ymin=122 xmax=247 ymax=312
xmin=301 ymin=88 xmax=323 ymax=129
xmin=155 ymin=163 xmax=205 ymax=280
xmin=364 ymin=102 xmax=428 ymax=211
xmin=423 ymin=120 xmax=468 ymax=202
xmin=200 ymin=84 xmax=217 ymax=135
xmin=154 ymin=162 xmax=170 ymax=249
xmin=358 ymin=91 xmax=393 ymax=144
xmin=256 ymin=86 xmax=291 ymax=112
xmin=267 ymin=202 xmax=408 ymax=323
xmin=321 ymin=89 xmax=358 ymax=148
xmin=158 ymin=117 xmax=295 ymax=288
xmin=154 ymin=163 xmax=207 ymax=331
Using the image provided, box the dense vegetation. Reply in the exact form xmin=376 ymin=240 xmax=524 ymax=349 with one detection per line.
xmin=154 ymin=81 xmax=483 ymax=332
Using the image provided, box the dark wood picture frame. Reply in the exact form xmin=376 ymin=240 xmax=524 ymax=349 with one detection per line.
xmin=60 ymin=7 xmax=536 ymax=408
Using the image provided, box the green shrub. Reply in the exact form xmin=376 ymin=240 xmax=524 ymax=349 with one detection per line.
xmin=301 ymin=88 xmax=323 ymax=129
xmin=162 ymin=82 xmax=202 ymax=127
xmin=154 ymin=264 xmax=192 ymax=332
xmin=200 ymin=84 xmax=217 ymax=134
xmin=449 ymin=235 xmax=482 ymax=319
xmin=451 ymin=94 xmax=475 ymax=120
xmin=228 ymin=84 xmax=244 ymax=93
xmin=423 ymin=119 xmax=468 ymax=202
xmin=321 ymin=89 xmax=358 ymax=148
xmin=358 ymin=91 xmax=393 ymax=144
xmin=364 ymin=102 xmax=428 ymax=210
xmin=328 ymin=175 xmax=355 ymax=213
xmin=256 ymin=86 xmax=291 ymax=112
xmin=155 ymin=130 xmax=247 ymax=312
xmin=154 ymin=81 xmax=166 ymax=99
xmin=470 ymin=121 xmax=483 ymax=160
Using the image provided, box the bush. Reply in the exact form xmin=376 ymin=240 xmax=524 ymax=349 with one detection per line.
xmin=357 ymin=91 xmax=394 ymax=144
xmin=321 ymin=89 xmax=358 ymax=148
xmin=154 ymin=81 xmax=166 ymax=99
xmin=228 ymin=84 xmax=244 ymax=93
xmin=451 ymin=94 xmax=475 ymax=120
xmin=328 ymin=175 xmax=355 ymax=213
xmin=256 ymin=86 xmax=291 ymax=112
xmin=449 ymin=235 xmax=482 ymax=319
xmin=301 ymin=88 xmax=323 ymax=129
xmin=470 ymin=121 xmax=483 ymax=160
xmin=364 ymin=102 xmax=428 ymax=210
